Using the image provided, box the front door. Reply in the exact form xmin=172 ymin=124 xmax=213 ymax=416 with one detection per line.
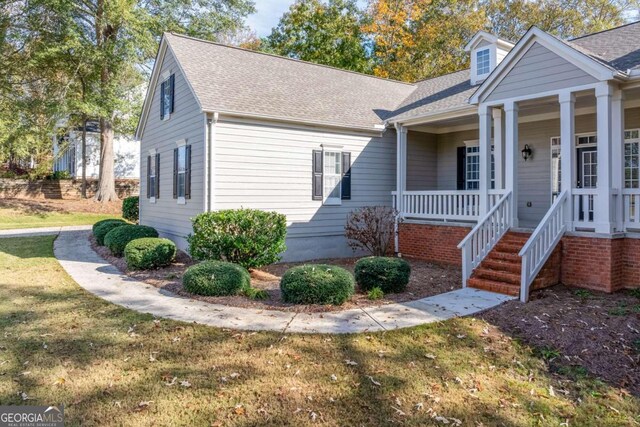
xmin=577 ymin=147 xmax=597 ymax=221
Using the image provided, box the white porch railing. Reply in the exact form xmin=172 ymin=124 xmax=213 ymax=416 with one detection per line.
xmin=518 ymin=190 xmax=567 ymax=303
xmin=572 ymin=188 xmax=597 ymax=229
xmin=391 ymin=190 xmax=505 ymax=221
xmin=457 ymin=191 xmax=513 ymax=286
xmin=622 ymin=189 xmax=640 ymax=230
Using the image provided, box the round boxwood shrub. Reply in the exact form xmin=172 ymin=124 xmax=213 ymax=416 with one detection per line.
xmin=92 ymin=218 xmax=126 ymax=233
xmin=93 ymin=220 xmax=128 ymax=246
xmin=188 ymin=208 xmax=287 ymax=269
xmin=354 ymin=257 xmax=411 ymax=293
xmin=183 ymin=260 xmax=251 ymax=296
xmin=280 ymin=264 xmax=354 ymax=305
xmin=122 ymin=196 xmax=139 ymax=223
xmin=104 ymin=225 xmax=158 ymax=256
xmin=124 ymin=237 xmax=176 ymax=270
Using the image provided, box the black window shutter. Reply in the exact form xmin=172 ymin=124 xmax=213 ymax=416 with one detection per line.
xmin=173 ymin=148 xmax=178 ymax=199
xmin=312 ymin=150 xmax=323 ymax=201
xmin=146 ymin=155 xmax=151 ymax=198
xmin=160 ymin=81 xmax=165 ymax=120
xmin=456 ymin=146 xmax=466 ymax=190
xmin=169 ymin=74 xmax=175 ymax=113
xmin=155 ymin=153 xmax=160 ymax=198
xmin=341 ymin=152 xmax=351 ymax=200
xmin=185 ymin=145 xmax=192 ymax=199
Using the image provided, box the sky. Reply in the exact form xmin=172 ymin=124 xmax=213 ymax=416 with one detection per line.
xmin=247 ymin=0 xmax=294 ymax=37
xmin=247 ymin=0 xmax=368 ymax=37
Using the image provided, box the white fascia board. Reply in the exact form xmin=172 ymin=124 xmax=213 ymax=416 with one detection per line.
xmin=469 ymin=26 xmax=621 ymax=105
xmin=209 ymin=110 xmax=386 ymax=137
xmin=387 ymin=105 xmax=477 ymax=127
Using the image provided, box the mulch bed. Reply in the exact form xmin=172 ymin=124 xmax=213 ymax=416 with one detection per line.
xmin=479 ymin=286 xmax=640 ymax=396
xmin=89 ymin=235 xmax=461 ymax=313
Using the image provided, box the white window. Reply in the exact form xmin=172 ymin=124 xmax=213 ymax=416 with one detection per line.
xmin=160 ymin=74 xmax=174 ymax=120
xmin=149 ymin=155 xmax=157 ymax=201
xmin=464 ymin=144 xmax=494 ymax=190
xmin=177 ymin=145 xmax=187 ymax=201
xmin=476 ymin=49 xmax=490 ymax=76
xmin=625 ymin=129 xmax=640 ymax=189
xmin=323 ymin=151 xmax=342 ymax=205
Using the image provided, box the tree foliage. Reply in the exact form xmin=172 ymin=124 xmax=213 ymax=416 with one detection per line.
xmin=1 ymin=0 xmax=254 ymax=190
xmin=265 ymin=0 xmax=372 ymax=73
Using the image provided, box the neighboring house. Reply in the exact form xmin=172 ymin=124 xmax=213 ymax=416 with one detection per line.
xmin=136 ymin=23 xmax=640 ymax=301
xmin=54 ymin=121 xmax=140 ymax=179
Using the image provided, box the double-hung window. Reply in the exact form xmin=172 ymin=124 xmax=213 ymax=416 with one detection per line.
xmin=173 ymin=141 xmax=191 ymax=203
xmin=160 ymin=74 xmax=175 ymax=120
xmin=147 ymin=151 xmax=160 ymax=201
xmin=476 ymin=49 xmax=490 ymax=77
xmin=461 ymin=143 xmax=494 ymax=190
xmin=625 ymin=129 xmax=640 ymax=189
xmin=312 ymin=148 xmax=351 ymax=205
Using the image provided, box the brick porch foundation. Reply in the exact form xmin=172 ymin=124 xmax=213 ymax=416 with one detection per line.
xmin=399 ymin=222 xmax=640 ymax=293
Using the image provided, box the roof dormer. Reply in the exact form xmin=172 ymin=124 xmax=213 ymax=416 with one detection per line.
xmin=465 ymin=31 xmax=514 ymax=85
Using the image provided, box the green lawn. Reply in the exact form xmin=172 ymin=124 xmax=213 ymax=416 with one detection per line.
xmin=0 ymin=209 xmax=117 ymax=230
xmin=0 ymin=236 xmax=638 ymax=426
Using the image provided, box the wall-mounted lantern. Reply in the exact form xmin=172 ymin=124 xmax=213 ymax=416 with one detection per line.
xmin=521 ymin=144 xmax=533 ymax=161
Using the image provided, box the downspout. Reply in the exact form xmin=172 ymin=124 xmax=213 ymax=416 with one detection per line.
xmin=203 ymin=114 xmax=209 ymax=212
xmin=206 ymin=112 xmax=219 ymax=212
xmin=393 ymin=123 xmax=404 ymax=255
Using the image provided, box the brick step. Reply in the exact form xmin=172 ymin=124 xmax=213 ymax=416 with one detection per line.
xmin=486 ymin=250 xmax=521 ymax=263
xmin=499 ymin=236 xmax=529 ymax=245
xmin=480 ymin=258 xmax=521 ymax=274
xmin=473 ymin=267 xmax=520 ymax=285
xmin=494 ymin=242 xmax=524 ymax=253
xmin=467 ymin=277 xmax=520 ymax=296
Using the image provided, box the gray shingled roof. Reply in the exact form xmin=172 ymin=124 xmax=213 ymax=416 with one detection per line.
xmin=569 ymin=21 xmax=640 ymax=71
xmin=164 ymin=33 xmax=415 ymax=130
xmin=384 ymin=69 xmax=475 ymax=123
xmin=163 ymin=23 xmax=640 ymax=131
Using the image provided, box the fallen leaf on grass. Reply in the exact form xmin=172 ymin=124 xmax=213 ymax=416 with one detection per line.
xmin=345 ymin=359 xmax=358 ymax=366
xmin=164 ymin=377 xmax=177 ymax=386
xmin=180 ymin=380 xmax=191 ymax=388
xmin=53 ymin=377 xmax=65 ymax=386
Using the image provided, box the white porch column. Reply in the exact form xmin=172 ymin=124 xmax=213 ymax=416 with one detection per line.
xmin=559 ymin=91 xmax=575 ymax=231
xmin=611 ymin=88 xmax=625 ymax=232
xmin=504 ymin=101 xmax=519 ymax=227
xmin=478 ymin=104 xmax=492 ymax=215
xmin=492 ymin=108 xmax=505 ymax=189
xmin=395 ymin=124 xmax=408 ymax=215
xmin=595 ymin=82 xmax=614 ymax=233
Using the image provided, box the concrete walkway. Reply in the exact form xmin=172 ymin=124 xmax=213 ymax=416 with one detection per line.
xmin=0 ymin=224 xmax=93 ymax=238
xmin=52 ymin=230 xmax=514 ymax=334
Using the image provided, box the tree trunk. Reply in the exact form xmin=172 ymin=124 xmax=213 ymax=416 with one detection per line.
xmin=81 ymin=115 xmax=87 ymax=198
xmin=94 ymin=117 xmax=118 ymax=201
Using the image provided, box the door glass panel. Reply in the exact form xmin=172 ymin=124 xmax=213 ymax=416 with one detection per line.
xmin=582 ymin=151 xmax=597 ymax=188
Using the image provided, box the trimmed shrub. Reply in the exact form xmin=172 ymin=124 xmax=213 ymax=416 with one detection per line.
xmin=280 ymin=265 xmax=354 ymax=305
xmin=183 ymin=260 xmax=251 ymax=296
xmin=188 ymin=209 xmax=287 ymax=269
xmin=93 ymin=220 xmax=128 ymax=246
xmin=92 ymin=218 xmax=126 ymax=234
xmin=124 ymin=237 xmax=176 ymax=270
xmin=122 ymin=196 xmax=139 ymax=223
xmin=104 ymin=225 xmax=158 ymax=256
xmin=355 ymin=257 xmax=411 ymax=293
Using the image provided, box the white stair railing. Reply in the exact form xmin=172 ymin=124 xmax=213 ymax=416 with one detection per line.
xmin=518 ymin=190 xmax=568 ymax=303
xmin=457 ymin=191 xmax=513 ymax=287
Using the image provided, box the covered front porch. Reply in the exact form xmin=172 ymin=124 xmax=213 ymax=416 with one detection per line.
xmin=393 ymin=85 xmax=640 ymax=234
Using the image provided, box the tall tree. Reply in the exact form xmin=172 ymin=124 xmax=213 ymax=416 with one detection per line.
xmin=3 ymin=0 xmax=255 ymax=200
xmin=364 ymin=0 xmax=639 ymax=82
xmin=265 ymin=0 xmax=372 ymax=73
xmin=485 ymin=0 xmax=638 ymax=42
